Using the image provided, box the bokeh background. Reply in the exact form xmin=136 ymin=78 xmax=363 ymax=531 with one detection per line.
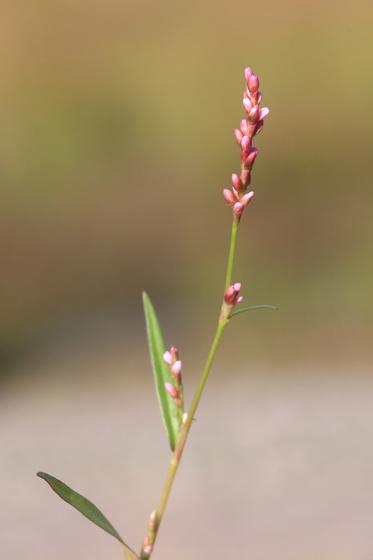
xmin=1 ymin=1 xmax=372 ymax=559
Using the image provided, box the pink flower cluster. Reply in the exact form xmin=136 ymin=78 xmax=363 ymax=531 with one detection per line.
xmin=223 ymin=66 xmax=269 ymax=219
xmin=141 ymin=510 xmax=157 ymax=559
xmin=163 ymin=346 xmax=183 ymax=408
xmin=224 ymin=282 xmax=243 ymax=306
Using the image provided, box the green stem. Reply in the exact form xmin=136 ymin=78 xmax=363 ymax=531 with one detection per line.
xmin=225 ymin=216 xmax=239 ymax=290
xmin=141 ymin=218 xmax=239 ymax=559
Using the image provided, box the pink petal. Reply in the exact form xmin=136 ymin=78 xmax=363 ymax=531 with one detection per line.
xmin=259 ymin=107 xmax=270 ymax=120
xmin=223 ymin=188 xmax=235 ymax=204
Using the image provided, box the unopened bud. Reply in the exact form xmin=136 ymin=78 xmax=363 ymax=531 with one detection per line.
xmin=171 ymin=360 xmax=182 ymax=376
xmin=223 ymin=188 xmax=235 ymax=204
xmin=248 ymin=105 xmax=260 ymax=123
xmin=248 ymin=74 xmax=259 ymax=93
xmin=245 ymin=147 xmax=259 ymax=168
xmin=241 ymin=190 xmax=255 ymax=206
xmin=231 ymin=186 xmax=239 ymax=199
xmin=148 ymin=511 xmax=157 ymax=531
xmin=243 ymin=97 xmax=253 ymax=113
xmin=259 ymin=107 xmax=270 ymax=120
xmin=165 ymin=382 xmax=178 ymax=399
xmin=234 ymin=128 xmax=243 ymax=144
xmin=240 ymin=135 xmax=251 ymax=152
xmin=233 ymin=201 xmax=244 ymax=218
xmin=163 ymin=351 xmax=172 ymax=365
xmin=244 ymin=66 xmax=253 ymax=83
xmin=240 ymin=119 xmax=248 ymax=135
xmin=170 ymin=346 xmax=178 ymax=359
xmin=231 ymin=173 xmax=241 ymax=191
xmin=224 ymin=282 xmax=242 ymax=305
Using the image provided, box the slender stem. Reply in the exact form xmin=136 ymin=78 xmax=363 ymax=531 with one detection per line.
xmin=141 ymin=217 xmax=239 ymax=559
xmin=225 ymin=216 xmax=239 ymax=290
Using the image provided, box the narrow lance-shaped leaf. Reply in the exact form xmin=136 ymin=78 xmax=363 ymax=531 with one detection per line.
xmin=142 ymin=292 xmax=180 ymax=450
xmin=37 ymin=472 xmax=139 ymax=560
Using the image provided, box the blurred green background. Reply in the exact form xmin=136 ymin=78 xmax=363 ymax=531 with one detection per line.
xmin=1 ymin=0 xmax=372 ymax=373
xmin=1 ymin=1 xmax=373 ymax=559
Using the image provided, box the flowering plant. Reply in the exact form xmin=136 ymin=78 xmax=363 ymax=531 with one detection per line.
xmin=37 ymin=66 xmax=274 ymax=559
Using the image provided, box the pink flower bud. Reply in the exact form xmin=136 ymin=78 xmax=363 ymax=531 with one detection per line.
xmin=170 ymin=346 xmax=179 ymax=360
xmin=148 ymin=511 xmax=157 ymax=530
xmin=165 ymin=382 xmax=178 ymax=399
xmin=248 ymin=74 xmax=259 ymax=93
xmin=224 ymin=286 xmax=235 ymax=303
xmin=245 ymin=147 xmax=259 ymax=168
xmin=250 ymin=90 xmax=261 ymax=104
xmin=224 ymin=282 xmax=242 ymax=305
xmin=223 ymin=188 xmax=235 ymax=204
xmin=233 ymin=201 xmax=244 ymax=218
xmin=231 ymin=173 xmax=241 ymax=191
xmin=234 ymin=128 xmax=243 ymax=144
xmin=259 ymin=107 xmax=270 ymax=120
xmin=243 ymin=97 xmax=253 ymax=113
xmin=248 ymin=105 xmax=260 ymax=123
xmin=143 ymin=545 xmax=153 ymax=555
xmin=171 ymin=360 xmax=182 ymax=376
xmin=240 ymin=135 xmax=250 ymax=152
xmin=163 ymin=351 xmax=172 ymax=365
xmin=244 ymin=66 xmax=253 ymax=83
xmin=232 ymin=186 xmax=240 ymax=200
xmin=240 ymin=119 xmax=248 ymax=135
xmin=241 ymin=190 xmax=255 ymax=206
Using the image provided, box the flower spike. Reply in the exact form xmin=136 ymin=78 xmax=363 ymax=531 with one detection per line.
xmin=223 ymin=66 xmax=269 ymax=220
xmin=163 ymin=346 xmax=184 ymax=415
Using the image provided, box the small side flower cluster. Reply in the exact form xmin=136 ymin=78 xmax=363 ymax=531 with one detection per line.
xmin=140 ymin=510 xmax=158 ymax=560
xmin=224 ymin=282 xmax=243 ymax=306
xmin=220 ymin=282 xmax=243 ymax=320
xmin=223 ymin=67 xmax=269 ymax=219
xmin=163 ymin=347 xmax=184 ymax=415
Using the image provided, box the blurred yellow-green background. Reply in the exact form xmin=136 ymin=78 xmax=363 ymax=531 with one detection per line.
xmin=1 ymin=1 xmax=373 ymax=559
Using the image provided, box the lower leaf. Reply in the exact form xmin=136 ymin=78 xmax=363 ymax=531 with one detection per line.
xmin=37 ymin=472 xmax=139 ymax=560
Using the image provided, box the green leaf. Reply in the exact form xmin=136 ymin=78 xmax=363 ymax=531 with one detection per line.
xmin=231 ymin=304 xmax=278 ymax=317
xmin=143 ymin=292 xmax=179 ymax=450
xmin=37 ymin=472 xmax=138 ymax=560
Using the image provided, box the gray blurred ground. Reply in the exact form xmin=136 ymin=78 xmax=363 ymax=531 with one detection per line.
xmin=1 ymin=361 xmax=373 ymax=560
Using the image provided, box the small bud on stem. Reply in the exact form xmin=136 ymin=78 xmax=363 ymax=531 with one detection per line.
xmin=220 ymin=282 xmax=244 ymax=321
